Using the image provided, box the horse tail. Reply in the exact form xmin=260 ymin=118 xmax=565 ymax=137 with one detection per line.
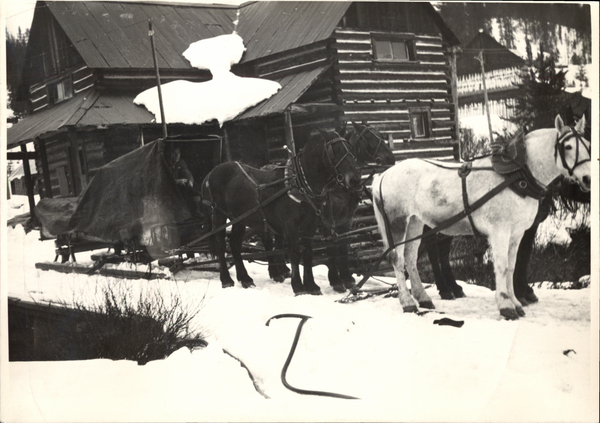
xmin=371 ymin=173 xmax=394 ymax=251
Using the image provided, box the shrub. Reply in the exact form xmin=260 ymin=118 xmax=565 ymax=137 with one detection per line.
xmin=37 ymin=282 xmax=207 ymax=364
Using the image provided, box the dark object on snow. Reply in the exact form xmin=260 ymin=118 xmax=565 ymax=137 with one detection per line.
xmin=433 ymin=318 xmax=464 ymax=328
xmin=266 ymin=314 xmax=359 ymax=400
xmin=563 ymin=349 xmax=577 ymax=356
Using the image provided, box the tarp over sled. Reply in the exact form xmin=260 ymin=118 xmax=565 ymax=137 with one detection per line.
xmin=34 ymin=141 xmax=193 ymax=250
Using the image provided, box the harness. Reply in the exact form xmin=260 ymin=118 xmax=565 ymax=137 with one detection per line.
xmin=285 ymin=135 xmax=358 ymax=216
xmin=555 ymin=126 xmax=591 ymax=176
xmin=191 ymin=136 xmax=358 ymax=247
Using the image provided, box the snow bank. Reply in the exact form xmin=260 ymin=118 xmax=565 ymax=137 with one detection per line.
xmin=3 ymin=211 xmax=597 ymax=422
xmin=134 ymin=33 xmax=280 ymax=126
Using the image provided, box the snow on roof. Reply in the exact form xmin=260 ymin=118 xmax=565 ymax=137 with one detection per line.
xmin=134 ymin=33 xmax=281 ymax=126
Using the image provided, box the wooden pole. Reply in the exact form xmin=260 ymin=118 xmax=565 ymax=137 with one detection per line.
xmin=476 ymin=31 xmax=495 ymax=144
xmin=148 ymin=21 xmax=168 ymax=144
xmin=37 ymin=140 xmax=53 ymax=198
xmin=21 ymin=144 xmax=36 ymax=214
xmin=449 ymin=45 xmax=461 ymax=159
xmin=284 ymin=107 xmax=296 ymax=156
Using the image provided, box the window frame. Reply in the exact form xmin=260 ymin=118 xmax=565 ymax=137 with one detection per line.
xmin=408 ymin=108 xmax=432 ymax=140
xmin=371 ymin=32 xmax=417 ymax=63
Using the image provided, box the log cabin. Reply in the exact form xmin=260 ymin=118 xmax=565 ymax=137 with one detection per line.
xmin=8 ymin=1 xmax=461 ymax=205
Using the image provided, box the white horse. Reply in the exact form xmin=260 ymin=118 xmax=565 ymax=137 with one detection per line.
xmin=372 ymin=115 xmax=591 ymax=319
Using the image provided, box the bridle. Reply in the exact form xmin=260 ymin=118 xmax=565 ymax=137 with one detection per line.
xmin=555 ymin=126 xmax=591 ymax=176
xmin=349 ymin=125 xmax=387 ymax=165
xmin=322 ymin=136 xmax=359 ymax=190
xmin=291 ymin=135 xmax=359 ymax=202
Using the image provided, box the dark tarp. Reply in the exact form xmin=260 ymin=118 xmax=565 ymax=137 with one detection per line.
xmin=34 ymin=141 xmax=192 ymax=249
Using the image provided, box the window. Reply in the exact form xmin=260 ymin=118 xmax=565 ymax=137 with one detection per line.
xmin=409 ymin=109 xmax=431 ymax=139
xmin=372 ymin=34 xmax=415 ymax=62
xmin=49 ymin=77 xmax=73 ymax=104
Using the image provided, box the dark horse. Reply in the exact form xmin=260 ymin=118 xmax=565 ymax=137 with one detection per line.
xmin=266 ymin=123 xmax=396 ymax=292
xmin=200 ymin=131 xmax=361 ymax=295
xmin=321 ymin=123 xmax=396 ymax=292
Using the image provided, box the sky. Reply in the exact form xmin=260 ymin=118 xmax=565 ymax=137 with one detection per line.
xmin=2 ymin=0 xmax=36 ymax=36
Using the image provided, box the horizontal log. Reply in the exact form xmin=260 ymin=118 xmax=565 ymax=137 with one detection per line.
xmin=337 ymin=61 xmax=449 ymax=73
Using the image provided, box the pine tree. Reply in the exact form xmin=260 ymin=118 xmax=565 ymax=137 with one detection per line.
xmin=510 ymin=46 xmax=569 ymax=131
xmin=5 ymin=27 xmax=29 ymax=117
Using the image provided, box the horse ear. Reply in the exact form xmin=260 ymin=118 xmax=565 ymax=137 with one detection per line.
xmin=575 ymin=114 xmax=586 ymax=134
xmin=352 ymin=121 xmax=362 ymax=131
xmin=555 ymin=114 xmax=564 ymax=132
xmin=338 ymin=121 xmax=347 ymax=137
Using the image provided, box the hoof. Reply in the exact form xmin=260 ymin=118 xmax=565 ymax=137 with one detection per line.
xmin=294 ymin=290 xmax=309 ymax=297
xmin=525 ymin=291 xmax=539 ymax=304
xmin=452 ymin=289 xmax=466 ymax=298
xmin=271 ymin=274 xmax=285 ymax=283
xmin=419 ymin=301 xmax=435 ymax=309
xmin=517 ymin=296 xmax=529 ymax=307
xmin=500 ymin=308 xmax=520 ymax=320
xmin=516 ymin=306 xmax=526 ymax=317
xmin=402 ymin=305 xmax=419 ymax=313
xmin=242 ymin=281 xmax=256 ymax=289
xmin=331 ymin=284 xmax=347 ymax=293
xmin=342 ymin=277 xmax=356 ymax=289
xmin=309 ymin=289 xmax=323 ymax=296
xmin=439 ymin=291 xmax=455 ymax=300
xmin=222 ymin=281 xmax=235 ymax=289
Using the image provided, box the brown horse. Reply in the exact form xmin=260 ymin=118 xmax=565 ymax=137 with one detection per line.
xmin=201 ymin=131 xmax=361 ymax=295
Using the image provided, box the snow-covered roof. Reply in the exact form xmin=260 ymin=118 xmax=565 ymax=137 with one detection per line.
xmin=133 ymin=33 xmax=281 ymax=126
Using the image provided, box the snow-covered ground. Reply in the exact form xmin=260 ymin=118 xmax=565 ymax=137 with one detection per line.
xmin=2 ymin=195 xmax=598 ymax=423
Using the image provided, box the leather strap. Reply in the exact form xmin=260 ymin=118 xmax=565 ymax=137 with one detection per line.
xmin=458 ymin=162 xmax=482 ymax=237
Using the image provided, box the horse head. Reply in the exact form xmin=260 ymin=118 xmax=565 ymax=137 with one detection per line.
xmin=554 ymin=114 xmax=591 ymax=192
xmin=315 ymin=130 xmax=362 ymax=193
xmin=348 ymin=122 xmax=396 ymax=166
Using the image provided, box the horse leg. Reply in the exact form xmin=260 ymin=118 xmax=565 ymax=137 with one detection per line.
xmin=212 ymin=213 xmax=235 ymax=288
xmin=230 ymin=223 xmax=255 ymax=288
xmin=302 ymin=238 xmax=322 ymax=295
xmin=438 ymin=234 xmax=465 ymax=298
xmin=405 ymin=217 xmax=434 ymax=309
xmin=488 ymin=232 xmax=519 ymax=320
xmin=263 ymin=233 xmax=284 ymax=283
xmin=507 ymin=233 xmax=525 ymax=317
xmin=276 ymin=235 xmax=291 ymax=279
xmin=513 ymin=223 xmax=538 ymax=305
xmin=388 ymin=222 xmax=419 ymax=313
xmin=336 ymin=228 xmax=356 ymax=289
xmin=423 ymin=231 xmax=454 ymax=300
xmin=287 ymin=235 xmax=306 ymax=295
xmin=326 ymin=243 xmax=345 ymax=293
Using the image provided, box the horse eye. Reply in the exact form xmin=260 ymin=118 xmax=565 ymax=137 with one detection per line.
xmin=565 ymin=144 xmax=573 ymax=151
